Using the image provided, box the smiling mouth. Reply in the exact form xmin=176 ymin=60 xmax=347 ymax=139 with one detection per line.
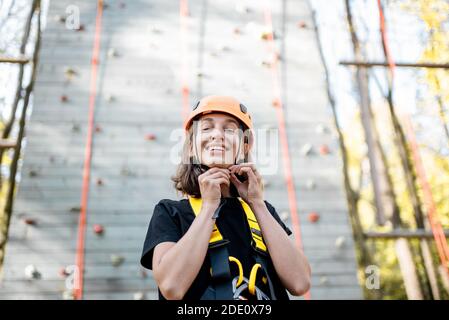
xmin=207 ymin=145 xmax=226 ymax=153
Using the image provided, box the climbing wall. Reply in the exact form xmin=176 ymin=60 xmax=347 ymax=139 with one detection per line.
xmin=0 ymin=0 xmax=362 ymax=299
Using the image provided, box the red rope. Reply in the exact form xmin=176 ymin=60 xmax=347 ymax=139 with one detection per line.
xmin=376 ymin=0 xmax=449 ymax=275
xmin=262 ymin=0 xmax=310 ymax=300
xmin=74 ymin=0 xmax=104 ymax=300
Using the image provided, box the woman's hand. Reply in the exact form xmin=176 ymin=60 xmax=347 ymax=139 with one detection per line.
xmin=198 ymin=167 xmax=230 ymax=208
xmin=229 ymin=163 xmax=264 ymax=205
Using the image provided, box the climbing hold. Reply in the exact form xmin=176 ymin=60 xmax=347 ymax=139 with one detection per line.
xmin=23 ymin=217 xmax=37 ymax=226
xmin=300 ymin=143 xmax=313 ymax=156
xmin=260 ymin=31 xmax=273 ymax=41
xmin=71 ymin=123 xmax=80 ymax=132
xmin=93 ymin=224 xmax=104 ymax=235
xmin=69 ymin=206 xmax=81 ymax=213
xmin=54 ymin=15 xmax=66 ymax=23
xmin=235 ymin=4 xmax=251 ymax=14
xmin=107 ymin=48 xmax=118 ymax=58
xmin=272 ymin=98 xmax=281 ymax=108
xmin=58 ymin=266 xmax=70 ymax=278
xmin=261 ymin=60 xmax=272 ymax=68
xmin=315 ymin=124 xmax=328 ymax=134
xmin=196 ymin=72 xmax=204 ymax=78
xmin=319 ymin=144 xmax=330 ymax=155
xmin=120 ymin=167 xmax=135 ymax=177
xmin=95 ymin=125 xmax=101 ymax=133
xmin=319 ymin=276 xmax=329 ymax=285
xmin=75 ymin=24 xmax=85 ymax=32
xmin=144 ymin=133 xmax=156 ymax=141
xmin=29 ymin=170 xmax=38 ymax=177
xmin=335 ymin=236 xmax=346 ymax=249
xmin=96 ymin=178 xmax=103 ymax=186
xmin=60 ymin=95 xmax=68 ymax=103
xmin=308 ymin=212 xmax=320 ymax=223
xmin=280 ymin=211 xmax=290 ymax=222
xmin=110 ymin=254 xmax=125 ymax=267
xmin=233 ymin=27 xmax=242 ymax=35
xmin=297 ymin=21 xmax=308 ymax=29
xmin=119 ymin=1 xmax=126 ymax=9
xmin=133 ymin=292 xmax=146 ymax=300
xmin=49 ymin=156 xmax=55 ymax=163
xmin=62 ymin=290 xmax=75 ymax=300
xmin=106 ymin=94 xmax=115 ymax=102
xmin=24 ymin=265 xmax=41 ymax=280
xmin=306 ymin=179 xmax=316 ymax=190
xmin=261 ymin=30 xmax=279 ymax=41
xmin=64 ymin=67 xmax=77 ymax=80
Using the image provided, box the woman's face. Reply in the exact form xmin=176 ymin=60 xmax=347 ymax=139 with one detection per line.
xmin=193 ymin=113 xmax=244 ymax=168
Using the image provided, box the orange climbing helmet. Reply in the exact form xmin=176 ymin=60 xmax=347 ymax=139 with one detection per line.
xmin=183 ymin=95 xmax=253 ymax=132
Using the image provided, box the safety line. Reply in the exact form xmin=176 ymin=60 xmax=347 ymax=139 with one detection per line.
xmin=74 ymin=0 xmax=104 ymax=300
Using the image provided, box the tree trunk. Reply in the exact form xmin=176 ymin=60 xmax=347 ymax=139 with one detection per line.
xmin=420 ymin=240 xmax=440 ymax=299
xmin=345 ymin=0 xmax=399 ymax=227
xmin=0 ymin=0 xmax=41 ymax=267
xmin=395 ymin=238 xmax=424 ymax=299
xmin=0 ymin=0 xmax=37 ymax=188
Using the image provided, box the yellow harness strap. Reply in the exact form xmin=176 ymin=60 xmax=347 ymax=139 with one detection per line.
xmin=237 ymin=198 xmax=267 ymax=253
xmin=188 ymin=197 xmax=267 ymax=253
xmin=188 ymin=197 xmax=224 ymax=244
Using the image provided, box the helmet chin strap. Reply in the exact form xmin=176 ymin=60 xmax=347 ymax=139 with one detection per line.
xmin=234 ymin=124 xmax=246 ymax=165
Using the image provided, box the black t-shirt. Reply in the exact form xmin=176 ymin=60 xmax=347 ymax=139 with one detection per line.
xmin=140 ymin=197 xmax=293 ymax=300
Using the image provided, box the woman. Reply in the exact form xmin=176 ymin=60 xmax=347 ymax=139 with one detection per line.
xmin=140 ymin=95 xmax=311 ymax=300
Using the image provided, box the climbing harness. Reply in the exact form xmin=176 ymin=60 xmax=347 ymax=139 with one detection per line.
xmin=189 ymin=197 xmax=278 ymax=300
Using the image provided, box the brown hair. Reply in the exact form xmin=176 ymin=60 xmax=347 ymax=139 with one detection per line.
xmin=171 ymin=116 xmax=251 ymax=198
